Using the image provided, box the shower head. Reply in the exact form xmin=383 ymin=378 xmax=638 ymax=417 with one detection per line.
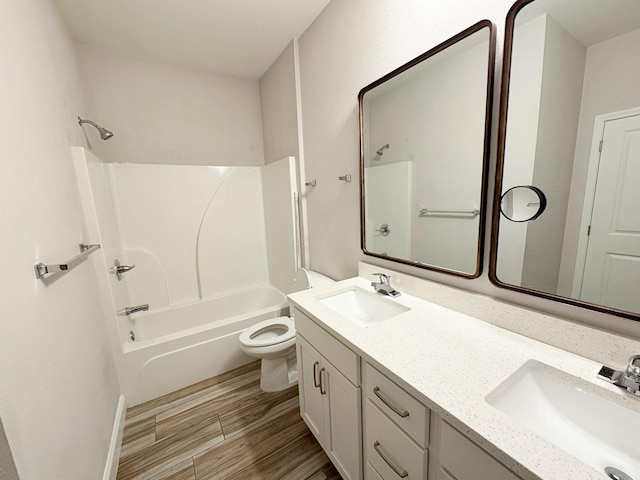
xmin=78 ymin=117 xmax=114 ymax=140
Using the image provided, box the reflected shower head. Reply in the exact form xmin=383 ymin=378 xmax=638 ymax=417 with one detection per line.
xmin=78 ymin=116 xmax=114 ymax=140
xmin=376 ymin=144 xmax=390 ymax=156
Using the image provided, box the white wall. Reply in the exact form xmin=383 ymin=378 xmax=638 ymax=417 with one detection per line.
xmin=0 ymin=1 xmax=121 ymax=479
xmin=559 ymin=28 xmax=640 ymax=296
xmin=522 ymin=15 xmax=585 ymax=293
xmin=76 ymin=44 xmax=265 ymax=166
xmin=296 ymin=0 xmax=640 ymax=338
xmin=260 ymin=42 xmax=299 ymax=165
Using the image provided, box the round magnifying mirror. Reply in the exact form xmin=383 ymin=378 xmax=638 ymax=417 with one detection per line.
xmin=500 ymin=185 xmax=547 ymax=222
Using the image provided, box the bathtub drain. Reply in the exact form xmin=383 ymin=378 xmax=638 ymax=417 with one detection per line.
xmin=129 ymin=330 xmax=136 ymax=341
xmin=606 ymin=466 xmax=634 ymax=480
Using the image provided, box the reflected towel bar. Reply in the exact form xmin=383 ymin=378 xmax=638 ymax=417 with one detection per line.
xmin=419 ymin=208 xmax=480 ymax=217
xmin=34 ymin=243 xmax=101 ymax=279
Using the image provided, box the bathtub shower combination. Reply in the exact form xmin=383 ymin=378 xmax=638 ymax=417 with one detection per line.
xmin=73 ymin=147 xmax=301 ymax=405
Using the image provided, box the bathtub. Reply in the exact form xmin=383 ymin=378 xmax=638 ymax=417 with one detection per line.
xmin=118 ymin=285 xmax=288 ymax=406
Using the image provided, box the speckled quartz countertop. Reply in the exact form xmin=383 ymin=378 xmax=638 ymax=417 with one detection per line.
xmin=288 ymin=276 xmax=640 ymax=480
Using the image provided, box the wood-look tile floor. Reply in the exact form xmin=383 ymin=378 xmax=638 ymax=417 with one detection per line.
xmin=117 ymin=361 xmax=343 ymax=480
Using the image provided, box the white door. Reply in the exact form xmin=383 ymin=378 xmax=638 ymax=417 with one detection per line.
xmin=581 ymin=113 xmax=640 ymax=311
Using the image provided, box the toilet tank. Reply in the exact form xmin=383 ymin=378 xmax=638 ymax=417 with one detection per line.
xmin=288 ymin=268 xmax=335 ymax=294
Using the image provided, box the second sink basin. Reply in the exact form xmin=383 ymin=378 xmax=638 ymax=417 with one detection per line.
xmin=318 ymin=287 xmax=409 ymax=327
xmin=486 ymin=360 xmax=640 ymax=478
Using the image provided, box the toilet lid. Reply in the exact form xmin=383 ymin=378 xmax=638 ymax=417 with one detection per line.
xmin=239 ymin=317 xmax=295 ymax=348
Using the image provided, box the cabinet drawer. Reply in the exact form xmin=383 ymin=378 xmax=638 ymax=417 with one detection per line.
xmin=365 ymin=400 xmax=427 ymax=480
xmin=440 ymin=421 xmax=521 ymax=480
xmin=294 ymin=308 xmax=359 ymax=385
xmin=364 ymin=363 xmax=429 ymax=447
xmin=366 ymin=462 xmax=385 ymax=480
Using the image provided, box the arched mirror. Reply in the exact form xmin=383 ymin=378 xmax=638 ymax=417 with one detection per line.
xmin=491 ymin=0 xmax=640 ymax=320
xmin=359 ymin=21 xmax=496 ymax=278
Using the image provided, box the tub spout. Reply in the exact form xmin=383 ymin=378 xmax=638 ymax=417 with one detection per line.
xmin=123 ymin=304 xmax=149 ymax=316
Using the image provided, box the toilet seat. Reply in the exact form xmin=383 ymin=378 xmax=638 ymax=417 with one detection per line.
xmin=239 ymin=317 xmax=295 ymax=348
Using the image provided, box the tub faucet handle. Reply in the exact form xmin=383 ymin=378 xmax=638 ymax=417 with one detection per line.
xmin=122 ymin=304 xmax=149 ymax=316
xmin=109 ymin=259 xmax=136 ymax=281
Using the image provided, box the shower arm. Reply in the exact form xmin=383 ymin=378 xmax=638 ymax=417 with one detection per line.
xmin=77 ymin=117 xmax=100 ymax=129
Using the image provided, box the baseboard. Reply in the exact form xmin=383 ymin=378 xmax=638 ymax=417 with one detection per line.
xmin=103 ymin=394 xmax=127 ymax=480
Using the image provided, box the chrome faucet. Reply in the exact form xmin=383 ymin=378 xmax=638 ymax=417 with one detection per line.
xmin=597 ymin=354 xmax=640 ymax=396
xmin=122 ymin=304 xmax=149 ymax=316
xmin=371 ymin=273 xmax=400 ymax=298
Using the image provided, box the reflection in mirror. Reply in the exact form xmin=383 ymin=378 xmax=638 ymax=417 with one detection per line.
xmin=492 ymin=0 xmax=640 ymax=319
xmin=359 ymin=21 xmax=495 ymax=278
xmin=500 ymin=185 xmax=547 ymax=222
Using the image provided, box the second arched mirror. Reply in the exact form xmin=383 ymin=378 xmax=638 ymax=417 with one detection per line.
xmin=491 ymin=0 xmax=640 ymax=320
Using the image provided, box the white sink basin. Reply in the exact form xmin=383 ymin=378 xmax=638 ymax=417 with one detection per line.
xmin=486 ymin=360 xmax=640 ymax=478
xmin=318 ymin=287 xmax=409 ymax=327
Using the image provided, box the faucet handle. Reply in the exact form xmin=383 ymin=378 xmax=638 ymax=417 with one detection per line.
xmin=372 ymin=273 xmax=390 ymax=284
xmin=627 ymin=355 xmax=640 ymax=380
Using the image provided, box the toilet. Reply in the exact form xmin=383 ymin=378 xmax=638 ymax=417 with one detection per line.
xmin=239 ymin=268 xmax=335 ymax=391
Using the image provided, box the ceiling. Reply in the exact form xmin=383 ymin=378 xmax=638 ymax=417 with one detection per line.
xmin=517 ymin=0 xmax=640 ymax=47
xmin=52 ymin=0 xmax=331 ymax=79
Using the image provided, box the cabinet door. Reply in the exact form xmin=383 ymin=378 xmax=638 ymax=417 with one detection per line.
xmin=324 ymin=360 xmax=362 ymax=480
xmin=297 ymin=337 xmax=326 ymax=446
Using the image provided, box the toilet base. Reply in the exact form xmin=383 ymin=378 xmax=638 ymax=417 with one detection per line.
xmin=260 ymin=354 xmax=298 ymax=392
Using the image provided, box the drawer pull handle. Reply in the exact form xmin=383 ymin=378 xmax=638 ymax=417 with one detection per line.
xmin=313 ymin=361 xmax=320 ymax=388
xmin=373 ymin=386 xmax=409 ymax=418
xmin=319 ymin=368 xmax=327 ymax=395
xmin=373 ymin=441 xmax=408 ymax=478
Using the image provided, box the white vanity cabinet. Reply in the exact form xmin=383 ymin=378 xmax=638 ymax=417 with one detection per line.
xmin=293 ymin=305 xmax=525 ymax=480
xmin=294 ymin=308 xmax=362 ymax=480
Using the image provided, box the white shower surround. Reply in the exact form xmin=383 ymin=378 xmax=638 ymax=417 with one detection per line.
xmin=109 ymin=163 xmax=271 ymax=308
xmin=73 ymin=147 xmax=298 ymax=405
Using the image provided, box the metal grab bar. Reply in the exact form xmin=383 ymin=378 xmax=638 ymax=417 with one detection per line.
xmin=419 ymin=208 xmax=480 ymax=217
xmin=34 ymin=243 xmax=101 ymax=279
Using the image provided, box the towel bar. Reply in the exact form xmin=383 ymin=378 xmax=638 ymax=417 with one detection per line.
xmin=34 ymin=243 xmax=101 ymax=279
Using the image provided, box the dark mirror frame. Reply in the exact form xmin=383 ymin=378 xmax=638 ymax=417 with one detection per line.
xmin=489 ymin=0 xmax=640 ymax=322
xmin=358 ymin=20 xmax=496 ymax=279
